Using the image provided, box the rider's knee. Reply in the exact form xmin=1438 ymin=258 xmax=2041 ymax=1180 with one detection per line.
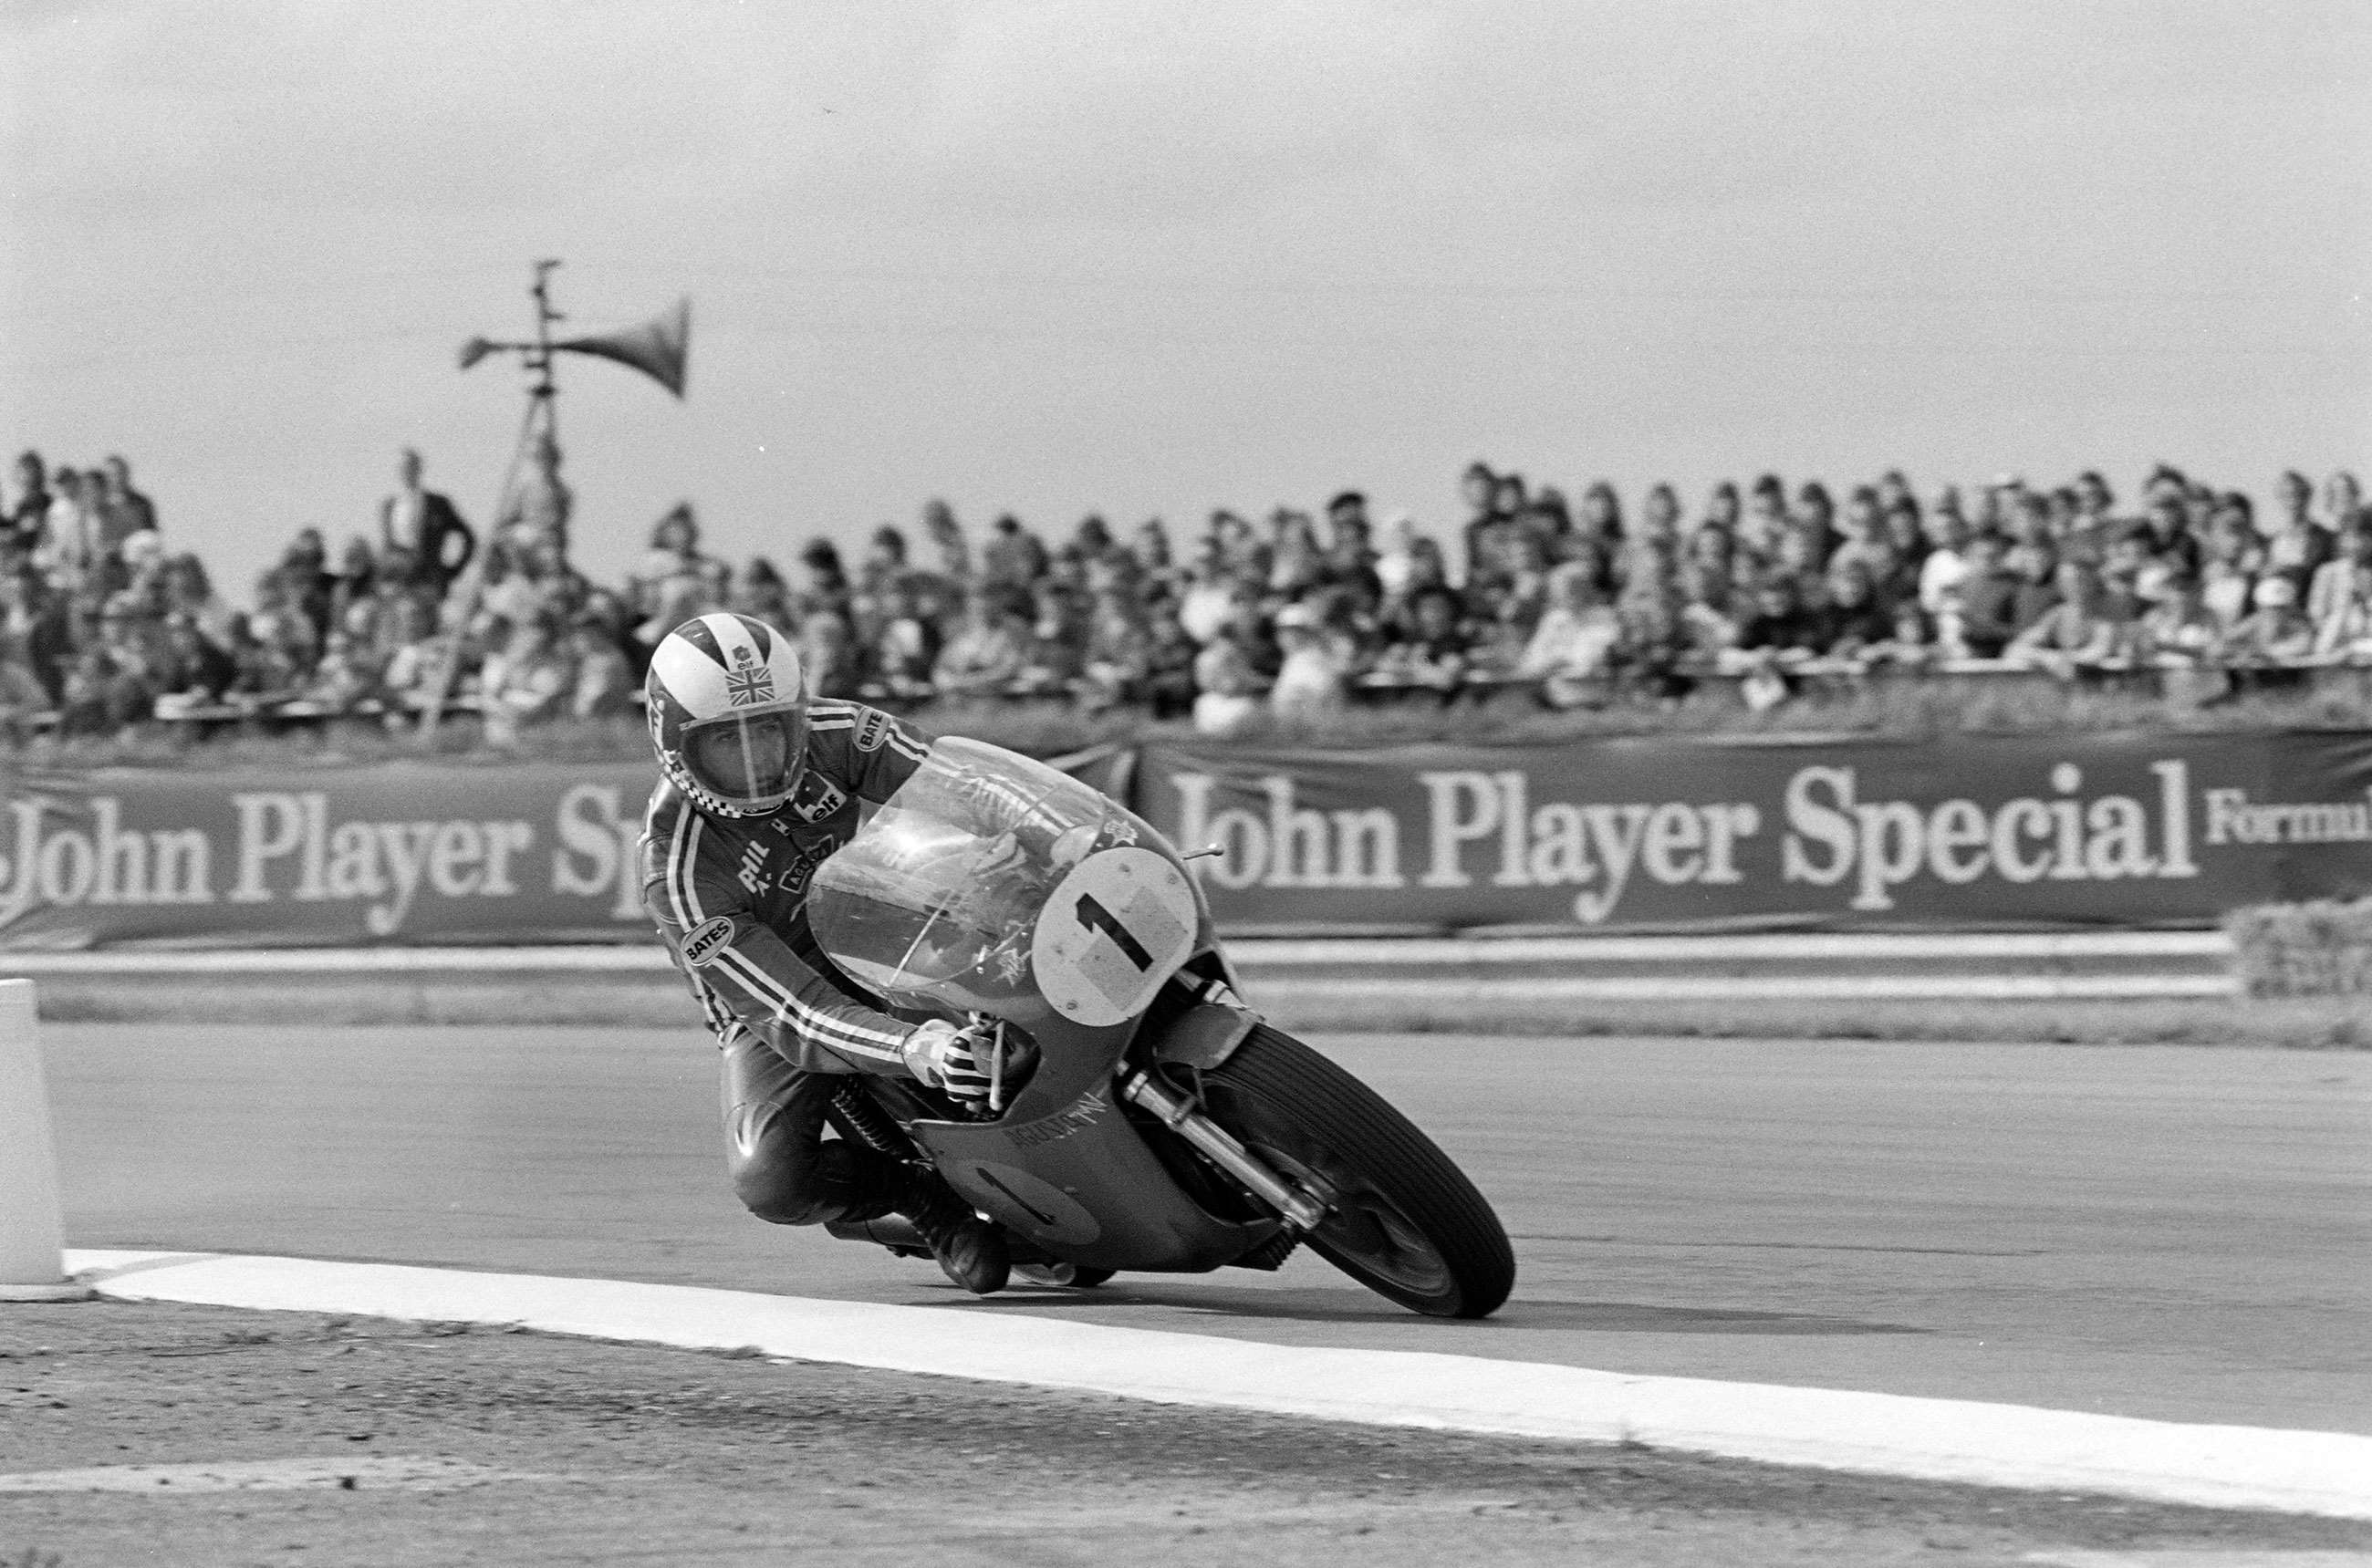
xmin=734 ymin=1161 xmax=834 ymax=1227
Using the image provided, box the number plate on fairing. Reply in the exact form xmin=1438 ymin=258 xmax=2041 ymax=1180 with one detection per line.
xmin=1031 ymin=847 xmax=1196 ymax=1026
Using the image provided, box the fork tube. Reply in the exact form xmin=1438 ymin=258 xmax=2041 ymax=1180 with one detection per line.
xmin=1118 ymin=1070 xmax=1327 ymax=1231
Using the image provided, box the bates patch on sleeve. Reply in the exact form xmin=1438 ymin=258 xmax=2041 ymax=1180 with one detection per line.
xmin=681 ymin=914 xmax=736 ymax=968
xmin=854 ymin=709 xmax=892 ymax=752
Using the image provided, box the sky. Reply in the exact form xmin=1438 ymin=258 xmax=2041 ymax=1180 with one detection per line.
xmin=4 ymin=1 xmax=2367 ymax=604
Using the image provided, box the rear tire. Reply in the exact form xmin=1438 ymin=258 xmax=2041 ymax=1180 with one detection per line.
xmin=1195 ymin=1025 xmax=1514 ymax=1318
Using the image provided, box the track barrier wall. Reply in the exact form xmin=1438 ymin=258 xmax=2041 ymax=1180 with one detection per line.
xmin=4 ymin=732 xmax=2371 ymax=949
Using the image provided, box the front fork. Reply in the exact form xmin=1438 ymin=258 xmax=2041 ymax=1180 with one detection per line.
xmin=1118 ymin=1067 xmax=1331 ymax=1233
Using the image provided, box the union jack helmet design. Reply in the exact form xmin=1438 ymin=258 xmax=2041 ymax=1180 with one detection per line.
xmin=645 ymin=613 xmax=809 ymax=817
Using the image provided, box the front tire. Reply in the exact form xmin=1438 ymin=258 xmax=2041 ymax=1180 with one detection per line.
xmin=1195 ymin=1025 xmax=1514 ymax=1318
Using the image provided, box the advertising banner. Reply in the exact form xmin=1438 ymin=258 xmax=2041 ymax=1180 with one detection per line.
xmin=1135 ymin=732 xmax=2372 ymax=932
xmin=6 ymin=732 xmax=2372 ymax=946
xmin=0 ymin=762 xmax=658 ymax=949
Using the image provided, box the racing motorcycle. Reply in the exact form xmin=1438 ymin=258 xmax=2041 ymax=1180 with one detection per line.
xmin=810 ymin=736 xmax=1514 ymax=1319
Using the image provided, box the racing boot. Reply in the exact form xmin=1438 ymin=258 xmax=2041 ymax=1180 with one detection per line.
xmin=899 ymin=1181 xmax=1010 ymax=1295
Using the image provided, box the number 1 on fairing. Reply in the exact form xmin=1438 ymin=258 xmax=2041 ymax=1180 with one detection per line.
xmin=1075 ymin=893 xmax=1153 ymax=971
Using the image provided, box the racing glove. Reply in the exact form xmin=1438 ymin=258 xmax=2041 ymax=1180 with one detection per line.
xmin=902 ymin=1019 xmax=994 ymax=1103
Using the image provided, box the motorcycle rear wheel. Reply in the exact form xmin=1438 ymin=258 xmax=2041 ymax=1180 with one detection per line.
xmin=1195 ymin=1024 xmax=1514 ymax=1319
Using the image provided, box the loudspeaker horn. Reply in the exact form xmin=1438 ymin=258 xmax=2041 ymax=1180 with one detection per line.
xmin=556 ymin=297 xmax=690 ymax=399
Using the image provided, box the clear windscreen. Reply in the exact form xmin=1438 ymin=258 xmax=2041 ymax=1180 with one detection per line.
xmin=808 ymin=737 xmax=1201 ymax=1026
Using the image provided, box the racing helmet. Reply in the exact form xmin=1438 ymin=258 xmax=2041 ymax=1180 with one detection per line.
xmin=646 ymin=612 xmax=809 ymax=817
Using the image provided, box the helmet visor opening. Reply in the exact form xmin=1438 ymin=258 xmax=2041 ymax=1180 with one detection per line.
xmin=684 ymin=709 xmax=806 ymax=810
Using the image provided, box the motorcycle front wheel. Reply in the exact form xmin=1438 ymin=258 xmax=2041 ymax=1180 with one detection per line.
xmin=1195 ymin=1024 xmax=1514 ymax=1319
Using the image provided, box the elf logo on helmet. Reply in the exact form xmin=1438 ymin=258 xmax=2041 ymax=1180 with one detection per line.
xmin=725 ymin=644 xmax=775 ymax=707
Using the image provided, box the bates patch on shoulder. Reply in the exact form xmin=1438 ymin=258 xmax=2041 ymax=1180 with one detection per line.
xmin=854 ymin=709 xmax=891 ymax=752
xmin=681 ymin=914 xmax=736 ymax=968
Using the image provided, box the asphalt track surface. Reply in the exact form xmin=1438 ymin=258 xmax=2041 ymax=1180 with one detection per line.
xmin=42 ymin=1025 xmax=2372 ymax=1437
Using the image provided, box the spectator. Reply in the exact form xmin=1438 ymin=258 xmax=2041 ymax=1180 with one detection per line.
xmin=1795 ymin=482 xmax=1836 ymax=549
xmin=301 ymin=628 xmax=385 ymax=713
xmin=1455 ymin=462 xmax=1496 ymax=567
xmin=800 ymin=608 xmax=861 ymax=699
xmin=868 ymin=582 xmax=942 ymax=701
xmin=979 ymin=514 xmax=1046 ymax=593
xmin=629 ymin=504 xmax=713 ymax=641
xmin=855 ymin=525 xmax=910 ymax=625
xmin=2200 ymin=516 xmax=2261 ymax=630
xmin=1176 ymin=540 xmax=1237 ymax=647
xmin=0 ymin=568 xmax=61 ymax=702
xmin=2218 ymin=576 xmax=2315 ymax=665
xmin=1699 ymin=481 xmax=1742 ymax=539
xmin=1077 ymin=589 xmax=1150 ymax=713
xmin=59 ymin=646 xmax=148 ymax=736
xmin=1818 ymin=561 xmax=1895 ymax=655
xmin=2137 ymin=575 xmax=2221 ymax=665
xmin=1636 ymin=483 xmax=1681 ymax=553
xmin=2002 ymin=543 xmax=2063 ymax=639
xmin=1190 ymin=622 xmax=1268 ymax=737
xmin=92 ymin=456 xmax=157 ymax=568
xmin=2279 ymin=470 xmax=2321 ymax=542
xmin=1269 ymin=599 xmax=1352 ymax=720
xmin=496 ymin=432 xmax=571 ymax=557
xmin=1269 ymin=511 xmax=1326 ymax=599
xmin=1731 ymin=577 xmax=1824 ymax=662
xmin=1917 ymin=507 xmax=1972 ymax=628
xmin=2309 ymin=525 xmax=2372 ymax=656
xmin=1139 ymin=597 xmax=1200 ymax=721
xmin=2007 ymin=562 xmax=2128 ymax=679
xmin=380 ymin=449 xmax=477 ymax=593
xmin=1514 ymin=563 xmax=1620 ymax=708
xmin=1464 ymin=473 xmax=1524 ymax=596
xmin=1676 ymin=564 xmax=1740 ymax=659
xmin=2326 ymin=472 xmax=2364 ymax=535
xmin=96 ymin=589 xmax=169 ymax=697
xmin=1014 ymin=596 xmax=1087 ymax=697
xmin=931 ymin=590 xmax=1033 ymax=698
xmin=0 ymin=637 xmax=51 ymax=741
xmin=921 ymin=499 xmax=973 ymax=586
xmin=158 ymin=612 xmax=237 ymax=702
xmin=380 ymin=598 xmax=452 ymax=720
xmin=1131 ymin=517 xmax=1174 ymax=582
xmin=1377 ymin=583 xmax=1473 ymax=699
xmin=478 ymin=615 xmax=571 ymax=743
xmin=6 ymin=452 xmax=50 ymax=553
xmin=2256 ymin=492 xmax=2324 ymax=598
xmin=731 ymin=556 xmax=797 ymax=629
xmin=35 ymin=469 xmax=97 ymax=592
xmin=796 ymin=537 xmax=853 ymax=622
xmin=567 ymin=618 xmax=636 ymax=718
xmin=1736 ymin=479 xmax=1792 ymax=565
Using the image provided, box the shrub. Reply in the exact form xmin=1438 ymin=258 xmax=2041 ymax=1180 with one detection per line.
xmin=2224 ymin=898 xmax=2372 ymax=996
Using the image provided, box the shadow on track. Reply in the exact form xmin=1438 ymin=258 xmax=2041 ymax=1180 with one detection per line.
xmin=914 ymin=1279 xmax=1931 ymax=1336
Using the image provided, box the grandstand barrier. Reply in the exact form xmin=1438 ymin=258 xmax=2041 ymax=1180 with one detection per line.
xmin=0 ymin=732 xmax=2368 ymax=948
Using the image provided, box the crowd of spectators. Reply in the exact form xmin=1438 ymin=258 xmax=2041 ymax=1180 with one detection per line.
xmin=3 ymin=441 xmax=2367 ymax=742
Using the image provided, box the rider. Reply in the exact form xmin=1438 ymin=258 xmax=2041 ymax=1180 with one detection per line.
xmin=639 ymin=610 xmax=1012 ymax=1293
